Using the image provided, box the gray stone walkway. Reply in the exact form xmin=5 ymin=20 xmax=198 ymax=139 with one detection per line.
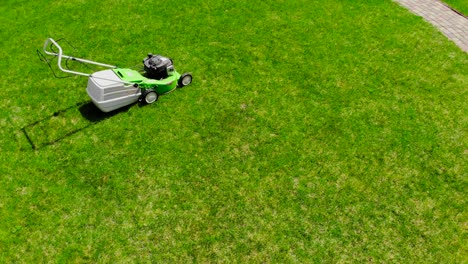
xmin=394 ymin=0 xmax=468 ymax=52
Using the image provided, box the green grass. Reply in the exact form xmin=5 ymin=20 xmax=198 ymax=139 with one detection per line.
xmin=1 ymin=0 xmax=467 ymax=262
xmin=442 ymin=0 xmax=468 ymax=15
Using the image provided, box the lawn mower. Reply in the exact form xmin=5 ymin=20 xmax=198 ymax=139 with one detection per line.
xmin=40 ymin=38 xmax=192 ymax=112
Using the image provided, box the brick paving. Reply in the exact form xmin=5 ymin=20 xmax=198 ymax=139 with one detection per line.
xmin=394 ymin=0 xmax=468 ymax=52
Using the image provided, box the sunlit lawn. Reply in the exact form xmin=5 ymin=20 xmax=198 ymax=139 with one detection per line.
xmin=442 ymin=0 xmax=468 ymax=14
xmin=0 ymin=0 xmax=466 ymax=262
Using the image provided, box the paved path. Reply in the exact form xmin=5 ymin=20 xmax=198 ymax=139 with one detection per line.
xmin=394 ymin=0 xmax=468 ymax=52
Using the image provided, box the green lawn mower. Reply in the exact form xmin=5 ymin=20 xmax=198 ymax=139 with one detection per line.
xmin=41 ymin=38 xmax=192 ymax=112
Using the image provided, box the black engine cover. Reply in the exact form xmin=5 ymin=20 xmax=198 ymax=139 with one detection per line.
xmin=143 ymin=54 xmax=173 ymax=80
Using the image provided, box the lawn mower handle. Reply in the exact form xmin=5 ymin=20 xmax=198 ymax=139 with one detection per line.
xmin=42 ymin=38 xmax=133 ymax=85
xmin=43 ymin=38 xmax=117 ymax=77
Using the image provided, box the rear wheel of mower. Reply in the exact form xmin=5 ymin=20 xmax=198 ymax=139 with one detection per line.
xmin=178 ymin=73 xmax=193 ymax=88
xmin=141 ymin=89 xmax=158 ymax=104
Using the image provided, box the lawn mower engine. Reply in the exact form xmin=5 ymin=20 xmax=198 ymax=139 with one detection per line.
xmin=143 ymin=53 xmax=174 ymax=80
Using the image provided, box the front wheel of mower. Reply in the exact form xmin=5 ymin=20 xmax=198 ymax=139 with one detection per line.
xmin=178 ymin=73 xmax=193 ymax=88
xmin=140 ymin=89 xmax=158 ymax=105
